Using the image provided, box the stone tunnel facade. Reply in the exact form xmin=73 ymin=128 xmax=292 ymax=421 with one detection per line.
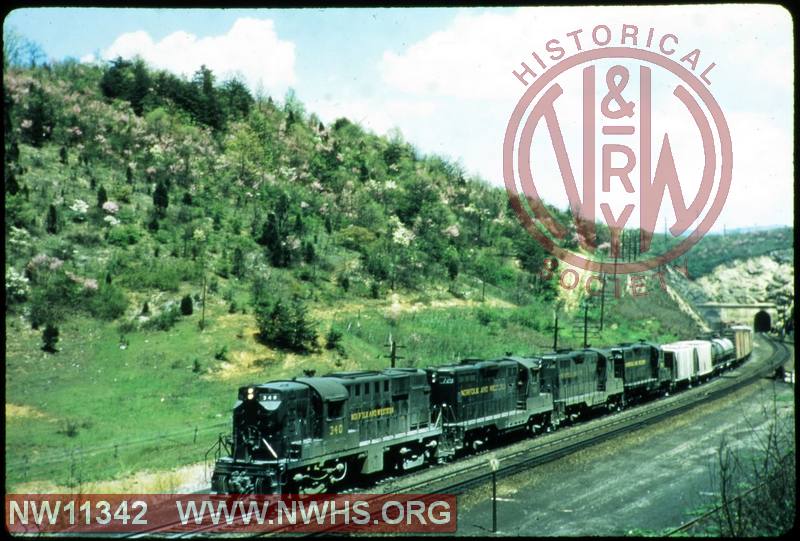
xmin=695 ymin=302 xmax=778 ymax=332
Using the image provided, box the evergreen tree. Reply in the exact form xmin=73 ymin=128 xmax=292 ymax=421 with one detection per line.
xmin=6 ymin=169 xmax=19 ymax=195
xmin=180 ymin=295 xmax=193 ymax=315
xmin=45 ymin=204 xmax=58 ymax=234
xmin=130 ymin=58 xmax=151 ymax=115
xmin=153 ymin=180 xmax=169 ymax=216
xmin=25 ymin=82 xmax=54 ymax=147
xmin=446 ymin=251 xmax=460 ymax=281
xmin=42 ymin=324 xmax=59 ymax=353
xmin=126 ymin=165 xmax=133 ymax=184
xmin=303 ymin=241 xmax=316 ymax=264
xmin=97 ymin=185 xmax=108 ymax=208
xmin=254 ymin=295 xmax=317 ymax=351
xmin=231 ymin=246 xmax=246 ymax=278
xmin=59 ymin=145 xmax=68 ymax=165
xmin=8 ymin=140 xmax=20 ymax=162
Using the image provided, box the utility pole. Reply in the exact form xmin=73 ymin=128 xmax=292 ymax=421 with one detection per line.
xmin=385 ymin=333 xmax=405 ymax=368
xmin=553 ymin=308 xmax=559 ymax=350
xmin=599 ymin=272 xmax=606 ymax=331
xmin=582 ymin=300 xmax=589 ymax=348
xmin=200 ymin=270 xmax=207 ymax=330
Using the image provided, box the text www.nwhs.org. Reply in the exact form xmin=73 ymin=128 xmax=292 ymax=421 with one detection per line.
xmin=5 ymin=494 xmax=457 ymax=533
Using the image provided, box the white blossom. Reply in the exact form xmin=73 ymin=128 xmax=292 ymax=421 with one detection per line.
xmin=102 ymin=201 xmax=119 ymax=214
xmin=70 ymin=199 xmax=89 ymax=214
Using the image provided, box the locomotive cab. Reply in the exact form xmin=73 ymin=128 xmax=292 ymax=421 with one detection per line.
xmin=232 ymin=381 xmax=313 ymax=463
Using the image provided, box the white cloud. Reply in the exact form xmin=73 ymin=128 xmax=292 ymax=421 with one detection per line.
xmin=379 ymin=5 xmax=792 ymax=101
xmin=377 ymin=5 xmax=793 ymax=231
xmin=99 ymin=18 xmax=296 ymax=93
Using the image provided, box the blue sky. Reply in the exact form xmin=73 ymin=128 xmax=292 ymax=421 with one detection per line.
xmin=4 ymin=6 xmax=794 ymax=232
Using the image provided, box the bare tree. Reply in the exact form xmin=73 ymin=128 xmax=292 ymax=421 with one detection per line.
xmin=711 ymin=382 xmax=795 ymax=536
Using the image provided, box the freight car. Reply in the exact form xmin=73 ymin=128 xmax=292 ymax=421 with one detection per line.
xmin=727 ymin=325 xmax=754 ymax=364
xmin=661 ymin=343 xmax=697 ymax=389
xmin=710 ymin=337 xmax=735 ymax=373
xmin=673 ymin=340 xmax=714 ymax=382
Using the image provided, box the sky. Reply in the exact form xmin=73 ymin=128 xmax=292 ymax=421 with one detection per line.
xmin=4 ymin=6 xmax=794 ymax=233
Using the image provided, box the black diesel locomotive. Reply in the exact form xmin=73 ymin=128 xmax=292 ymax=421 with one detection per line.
xmin=211 ymin=328 xmax=753 ymax=494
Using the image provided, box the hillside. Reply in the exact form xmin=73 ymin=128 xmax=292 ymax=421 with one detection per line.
xmin=0 ymin=56 xmax=725 ymax=492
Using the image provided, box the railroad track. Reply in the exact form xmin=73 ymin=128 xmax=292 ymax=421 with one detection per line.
xmin=118 ymin=335 xmax=789 ymax=538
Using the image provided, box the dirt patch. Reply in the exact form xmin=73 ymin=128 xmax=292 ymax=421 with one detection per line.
xmin=6 ymin=403 xmax=48 ymax=420
xmin=12 ymin=462 xmax=209 ymax=495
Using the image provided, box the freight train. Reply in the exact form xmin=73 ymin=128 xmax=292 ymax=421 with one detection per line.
xmin=210 ymin=326 xmax=753 ymax=494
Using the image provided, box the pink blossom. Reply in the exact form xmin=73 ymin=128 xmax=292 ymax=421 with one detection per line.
xmin=102 ymin=201 xmax=119 ymax=214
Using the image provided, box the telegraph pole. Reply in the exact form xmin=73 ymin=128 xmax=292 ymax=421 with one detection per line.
xmin=553 ymin=309 xmax=559 ymax=350
xmin=582 ymin=300 xmax=589 ymax=348
xmin=385 ymin=334 xmax=405 ymax=368
xmin=599 ymin=273 xmax=606 ymax=331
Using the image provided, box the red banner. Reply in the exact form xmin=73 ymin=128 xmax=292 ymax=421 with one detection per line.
xmin=5 ymin=493 xmax=456 ymax=534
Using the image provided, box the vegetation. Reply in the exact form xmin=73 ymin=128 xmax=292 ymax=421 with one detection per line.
xmin=3 ymin=30 xmax=787 ymax=492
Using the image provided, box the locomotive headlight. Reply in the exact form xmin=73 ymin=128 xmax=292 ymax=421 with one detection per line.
xmin=247 ymin=387 xmax=254 ymax=400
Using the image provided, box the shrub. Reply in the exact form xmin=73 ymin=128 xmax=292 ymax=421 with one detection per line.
xmin=475 ymin=307 xmax=494 ymax=326
xmin=107 ymin=224 xmax=140 ymax=246
xmin=117 ymin=319 xmax=138 ymax=334
xmin=88 ymin=284 xmax=129 ymax=320
xmin=338 ymin=225 xmax=376 ymax=253
xmin=143 ymin=306 xmax=181 ymax=331
xmin=59 ymin=419 xmax=79 ymax=438
xmin=214 ymin=345 xmax=228 ymax=361
xmin=325 ymin=327 xmax=343 ymax=350
xmin=180 ymin=295 xmax=193 ymax=315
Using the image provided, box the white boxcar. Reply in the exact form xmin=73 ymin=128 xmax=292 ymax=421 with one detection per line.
xmin=675 ymin=340 xmax=714 ymax=380
xmin=662 ymin=344 xmax=696 ymax=384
